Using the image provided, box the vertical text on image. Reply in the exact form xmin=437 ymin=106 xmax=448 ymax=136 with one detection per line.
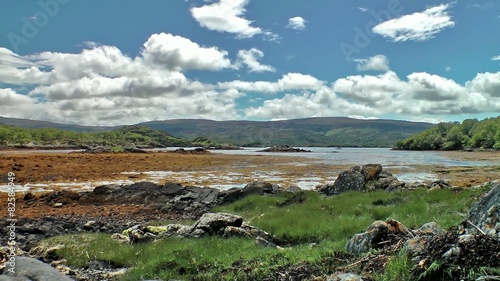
xmin=6 ymin=171 xmax=17 ymax=274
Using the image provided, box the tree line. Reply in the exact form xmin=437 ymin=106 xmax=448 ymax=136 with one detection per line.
xmin=395 ymin=117 xmax=500 ymax=150
xmin=0 ymin=124 xmax=192 ymax=147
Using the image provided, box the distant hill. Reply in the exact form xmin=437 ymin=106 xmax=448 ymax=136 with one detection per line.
xmin=0 ymin=116 xmax=434 ymax=147
xmin=139 ymin=117 xmax=434 ymax=147
xmin=0 ymin=116 xmax=113 ymax=132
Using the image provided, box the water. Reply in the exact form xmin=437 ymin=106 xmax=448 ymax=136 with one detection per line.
xmin=210 ymin=147 xmax=499 ymax=167
xmin=2 ymin=148 xmax=498 ymax=193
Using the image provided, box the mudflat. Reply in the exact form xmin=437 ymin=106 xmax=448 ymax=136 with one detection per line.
xmin=1 ymin=150 xmax=498 ymax=221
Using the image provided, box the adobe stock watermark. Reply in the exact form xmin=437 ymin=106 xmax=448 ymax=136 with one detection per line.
xmin=7 ymin=0 xmax=71 ymax=53
xmin=340 ymin=0 xmax=403 ymax=61
xmin=5 ymin=172 xmax=17 ymax=274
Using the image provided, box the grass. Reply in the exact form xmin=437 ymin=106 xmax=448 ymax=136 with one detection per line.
xmin=38 ymin=186 xmax=490 ymax=280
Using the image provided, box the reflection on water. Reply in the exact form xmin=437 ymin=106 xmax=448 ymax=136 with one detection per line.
xmin=208 ymin=147 xmax=499 ymax=167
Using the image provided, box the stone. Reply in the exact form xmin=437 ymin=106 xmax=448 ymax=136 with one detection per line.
xmin=193 ymin=213 xmax=243 ymax=234
xmin=241 ymin=181 xmax=274 ymax=196
xmin=254 ymin=237 xmax=276 ymax=248
xmin=461 ymin=183 xmax=500 ymax=237
xmin=223 ymin=226 xmax=251 ymax=238
xmin=361 ymin=164 xmax=383 ymax=182
xmin=320 ymin=170 xmax=366 ymax=195
xmin=2 ymin=257 xmax=73 ymax=281
xmin=428 ymin=180 xmax=451 ymax=190
xmin=111 ymin=233 xmax=130 ymax=244
xmin=346 ymin=220 xmax=409 ymax=255
xmin=326 ymin=272 xmax=364 ymax=281
xmin=405 ymin=236 xmax=429 ymax=260
xmin=416 ymin=222 xmax=445 ymax=236
xmin=442 ymin=246 xmax=461 ymax=262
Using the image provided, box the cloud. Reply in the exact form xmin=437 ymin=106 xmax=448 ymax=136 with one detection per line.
xmin=492 ymin=55 xmax=500 ymax=61
xmin=1 ymin=32 xmax=500 ymax=125
xmin=372 ymin=4 xmax=455 ymax=42
xmin=236 ymin=48 xmax=275 ymax=72
xmin=354 ymin=55 xmax=390 ymax=72
xmin=358 ymin=7 xmax=368 ymax=12
xmin=218 ymin=73 xmax=324 ymax=93
xmin=246 ymin=70 xmax=500 ymax=120
xmin=142 ymin=33 xmax=232 ymax=71
xmin=287 ymin=17 xmax=306 ymax=30
xmin=190 ymin=0 xmax=271 ymax=39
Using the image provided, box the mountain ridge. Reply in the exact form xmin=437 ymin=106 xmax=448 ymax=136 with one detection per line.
xmin=0 ymin=116 xmax=434 ymax=147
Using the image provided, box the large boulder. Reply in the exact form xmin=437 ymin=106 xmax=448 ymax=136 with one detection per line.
xmin=361 ymin=164 xmax=383 ymax=182
xmin=460 ymin=183 xmax=499 ymax=237
xmin=2 ymin=257 xmax=73 ymax=281
xmin=320 ymin=170 xmax=366 ymax=195
xmin=192 ymin=213 xmax=243 ymax=234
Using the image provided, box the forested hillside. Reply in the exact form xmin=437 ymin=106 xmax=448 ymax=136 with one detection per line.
xmin=395 ymin=117 xmax=500 ymax=150
xmin=0 ymin=124 xmax=191 ymax=148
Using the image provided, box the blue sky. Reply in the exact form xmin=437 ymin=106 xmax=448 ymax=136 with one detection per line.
xmin=0 ymin=0 xmax=499 ymax=125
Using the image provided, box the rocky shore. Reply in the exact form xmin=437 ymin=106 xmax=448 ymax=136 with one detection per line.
xmin=0 ymin=163 xmax=499 ymax=280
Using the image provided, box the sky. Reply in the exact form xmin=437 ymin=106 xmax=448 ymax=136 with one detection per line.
xmin=0 ymin=0 xmax=499 ymax=126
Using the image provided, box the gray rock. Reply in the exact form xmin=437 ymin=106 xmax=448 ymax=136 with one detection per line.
xmin=254 ymin=237 xmax=276 ymax=248
xmin=3 ymin=257 xmax=73 ymax=281
xmin=242 ymin=181 xmax=274 ymax=196
xmin=193 ymin=213 xmax=243 ymax=234
xmin=346 ymin=220 xmax=409 ymax=255
xmin=461 ymin=183 xmax=499 ymax=237
xmin=327 ymin=272 xmax=364 ymax=281
xmin=223 ymin=226 xmax=251 ymax=238
xmin=416 ymin=222 xmax=445 ymax=236
xmin=405 ymin=236 xmax=429 ymax=260
xmin=320 ymin=170 xmax=366 ymax=195
xmin=442 ymin=246 xmax=461 ymax=262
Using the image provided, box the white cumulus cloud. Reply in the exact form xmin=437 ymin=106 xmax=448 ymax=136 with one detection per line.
xmin=287 ymin=17 xmax=306 ymax=30
xmin=492 ymin=55 xmax=500 ymax=61
xmin=236 ymin=48 xmax=275 ymax=72
xmin=372 ymin=4 xmax=455 ymax=42
xmin=354 ymin=55 xmax=390 ymax=72
xmin=142 ymin=33 xmax=232 ymax=71
xmin=190 ymin=0 xmax=275 ymax=39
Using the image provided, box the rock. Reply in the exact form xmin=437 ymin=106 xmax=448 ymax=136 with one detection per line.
xmin=326 ymin=272 xmax=364 ymax=281
xmin=241 ymin=181 xmax=274 ymax=196
xmin=428 ymin=180 xmax=451 ymax=190
xmin=223 ymin=226 xmax=251 ymax=238
xmin=442 ymin=246 xmax=461 ymax=261
xmin=111 ymin=233 xmax=130 ymax=244
xmin=2 ymin=257 xmax=73 ymax=281
xmin=346 ymin=220 xmax=409 ymax=255
xmin=123 ymin=225 xmax=156 ymax=243
xmin=378 ymin=170 xmax=393 ymax=178
xmin=361 ymin=164 xmax=383 ymax=182
xmin=259 ymin=145 xmax=312 ymax=153
xmin=416 ymin=222 xmax=445 ymax=236
xmin=193 ymin=213 xmax=243 ymax=234
xmin=405 ymin=236 xmax=429 ymax=261
xmin=254 ymin=237 xmax=277 ymax=248
xmin=164 ymin=224 xmax=194 ymax=237
xmin=460 ymin=183 xmax=499 ymax=237
xmin=52 ymin=202 xmax=64 ymax=208
xmin=217 ymin=188 xmax=243 ymax=205
xmin=320 ymin=170 xmax=366 ymax=195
